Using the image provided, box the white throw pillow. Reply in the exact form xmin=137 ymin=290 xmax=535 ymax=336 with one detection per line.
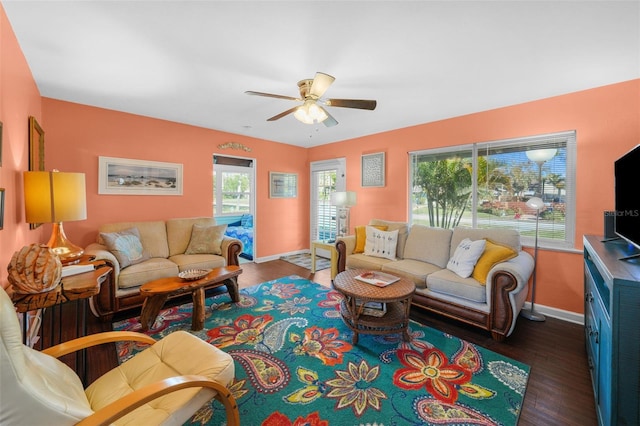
xmin=446 ymin=238 xmax=487 ymax=278
xmin=364 ymin=227 xmax=399 ymax=261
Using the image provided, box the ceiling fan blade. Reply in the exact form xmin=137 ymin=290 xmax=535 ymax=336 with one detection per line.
xmin=245 ymin=91 xmax=300 ymax=102
xmin=267 ymin=106 xmax=298 ymax=121
xmin=321 ymin=107 xmax=338 ymax=127
xmin=325 ymin=98 xmax=377 ymax=110
xmin=310 ymin=72 xmax=335 ymax=98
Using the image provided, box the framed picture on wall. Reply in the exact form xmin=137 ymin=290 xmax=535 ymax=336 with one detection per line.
xmin=269 ymin=172 xmax=297 ymax=198
xmin=361 ymin=152 xmax=385 ymax=187
xmin=29 ymin=116 xmax=45 ymax=172
xmin=98 ymin=156 xmax=183 ymax=195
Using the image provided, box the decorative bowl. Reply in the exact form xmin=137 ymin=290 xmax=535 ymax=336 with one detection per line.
xmin=178 ymin=269 xmax=210 ymax=281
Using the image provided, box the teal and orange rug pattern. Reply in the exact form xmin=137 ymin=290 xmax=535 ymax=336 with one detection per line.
xmin=113 ymin=275 xmax=529 ymax=425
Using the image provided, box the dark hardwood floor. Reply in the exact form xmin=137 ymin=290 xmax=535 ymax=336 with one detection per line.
xmin=47 ymin=260 xmax=597 ymax=425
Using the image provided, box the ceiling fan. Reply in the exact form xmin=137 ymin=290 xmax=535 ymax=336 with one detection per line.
xmin=245 ymin=72 xmax=377 ymax=127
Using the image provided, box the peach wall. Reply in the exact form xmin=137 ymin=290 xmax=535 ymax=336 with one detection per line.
xmin=41 ymin=99 xmax=310 ymax=259
xmin=0 ymin=4 xmax=46 ymax=289
xmin=309 ymin=79 xmax=640 ymax=313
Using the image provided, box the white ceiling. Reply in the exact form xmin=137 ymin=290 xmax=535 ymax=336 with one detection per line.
xmin=3 ymin=1 xmax=639 ymax=147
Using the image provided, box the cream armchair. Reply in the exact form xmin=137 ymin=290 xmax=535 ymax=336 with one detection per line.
xmin=0 ymin=286 xmax=239 ymax=426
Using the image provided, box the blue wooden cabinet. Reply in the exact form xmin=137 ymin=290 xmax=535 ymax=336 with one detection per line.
xmin=583 ymin=235 xmax=640 ymax=426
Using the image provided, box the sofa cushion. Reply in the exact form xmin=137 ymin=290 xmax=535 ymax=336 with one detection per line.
xmin=382 ymin=259 xmax=441 ymax=289
xmin=368 ymin=219 xmax=409 ymax=259
xmin=166 ymin=217 xmax=217 ymax=256
xmin=403 ymin=225 xmax=453 ymax=268
xmin=354 ymin=225 xmax=388 ymax=253
xmin=450 ymin=227 xmax=521 ymax=257
xmin=427 ymin=269 xmax=487 ymax=303
xmin=169 ymin=254 xmax=226 ymax=271
xmin=98 ymin=221 xmax=169 ymax=259
xmin=185 ymin=224 xmax=227 ymax=255
xmin=364 ymin=227 xmax=399 ymax=260
xmin=117 ymin=258 xmax=179 ymax=289
xmin=346 ymin=253 xmax=394 ymax=271
xmin=100 ymin=227 xmax=151 ymax=269
xmin=472 ymin=239 xmax=518 ymax=284
xmin=446 ymin=238 xmax=486 ymax=278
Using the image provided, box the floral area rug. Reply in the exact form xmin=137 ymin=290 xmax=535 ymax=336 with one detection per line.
xmin=280 ymin=253 xmax=331 ymax=271
xmin=113 ymin=276 xmax=529 ymax=425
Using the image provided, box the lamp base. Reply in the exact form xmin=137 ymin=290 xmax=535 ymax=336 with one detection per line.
xmin=47 ymin=222 xmax=84 ymax=265
xmin=520 ymin=308 xmax=546 ymax=322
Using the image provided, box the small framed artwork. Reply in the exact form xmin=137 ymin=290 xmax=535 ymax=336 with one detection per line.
xmin=29 ymin=116 xmax=45 ymax=172
xmin=361 ymin=152 xmax=385 ymax=187
xmin=98 ymin=156 xmax=183 ymax=195
xmin=269 ymin=172 xmax=297 ymax=198
xmin=0 ymin=188 xmax=4 ymax=230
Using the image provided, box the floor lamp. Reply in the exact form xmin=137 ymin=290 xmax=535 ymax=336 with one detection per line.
xmin=330 ymin=191 xmax=357 ymax=239
xmin=521 ymin=196 xmax=545 ymax=321
xmin=521 ymin=148 xmax=556 ymax=322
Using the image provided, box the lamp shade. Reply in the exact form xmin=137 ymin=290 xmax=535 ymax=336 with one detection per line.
xmin=24 ymin=171 xmax=87 ymax=223
xmin=526 ymin=148 xmax=557 ymax=163
xmin=330 ymin=191 xmax=357 ymax=207
xmin=526 ymin=196 xmax=544 ymax=210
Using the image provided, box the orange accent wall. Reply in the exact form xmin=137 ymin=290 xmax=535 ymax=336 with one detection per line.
xmin=41 ymin=99 xmax=310 ymax=259
xmin=2 ymin=4 xmax=639 ymax=314
xmin=309 ymin=79 xmax=640 ymax=313
xmin=0 ymin=5 xmax=46 ymax=289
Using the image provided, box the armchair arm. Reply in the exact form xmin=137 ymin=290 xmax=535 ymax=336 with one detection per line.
xmin=486 ymin=251 xmax=535 ymax=339
xmin=221 ymin=236 xmax=242 ymax=267
xmin=75 ymin=375 xmax=239 ymax=426
xmin=42 ymin=331 xmax=156 ymax=358
xmin=335 ymin=235 xmax=356 ymax=273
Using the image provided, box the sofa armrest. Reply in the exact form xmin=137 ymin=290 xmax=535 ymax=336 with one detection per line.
xmin=335 ymin=235 xmax=356 ymax=273
xmin=84 ymin=243 xmax=121 ymax=321
xmin=85 ymin=243 xmax=121 ymax=279
xmin=485 ymin=251 xmax=535 ymax=338
xmin=221 ymin=236 xmax=242 ymax=266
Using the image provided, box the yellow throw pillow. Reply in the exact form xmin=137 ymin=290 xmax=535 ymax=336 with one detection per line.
xmin=354 ymin=225 xmax=388 ymax=253
xmin=472 ymin=239 xmax=518 ymax=285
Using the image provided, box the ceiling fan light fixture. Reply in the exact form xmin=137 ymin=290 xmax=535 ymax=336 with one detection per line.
xmin=293 ymin=100 xmax=328 ymax=124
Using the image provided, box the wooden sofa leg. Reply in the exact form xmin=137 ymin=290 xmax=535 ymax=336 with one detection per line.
xmin=491 ymin=331 xmax=506 ymax=342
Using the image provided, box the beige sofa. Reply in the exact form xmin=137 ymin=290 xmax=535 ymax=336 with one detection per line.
xmin=336 ymin=219 xmax=534 ymax=341
xmin=85 ymin=217 xmax=242 ymax=321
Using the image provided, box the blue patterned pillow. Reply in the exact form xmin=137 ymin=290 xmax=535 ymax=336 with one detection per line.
xmin=241 ymin=214 xmax=253 ymax=228
xmin=100 ymin=227 xmax=150 ymax=269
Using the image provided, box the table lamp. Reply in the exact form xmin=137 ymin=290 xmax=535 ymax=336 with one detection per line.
xmin=24 ymin=170 xmax=87 ymax=264
xmin=330 ymin=191 xmax=357 ymax=238
xmin=521 ymin=196 xmax=545 ymax=322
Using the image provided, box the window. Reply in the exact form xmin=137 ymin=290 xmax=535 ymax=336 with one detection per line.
xmin=213 ymin=156 xmax=253 ymax=217
xmin=310 ymin=159 xmax=346 ymax=243
xmin=409 ymin=131 xmax=576 ymax=249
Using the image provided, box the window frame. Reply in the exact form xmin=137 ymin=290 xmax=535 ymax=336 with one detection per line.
xmin=409 ymin=131 xmax=577 ymax=249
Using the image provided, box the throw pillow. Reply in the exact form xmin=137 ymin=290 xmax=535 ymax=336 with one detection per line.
xmin=100 ymin=227 xmax=150 ymax=269
xmin=446 ymin=238 xmax=486 ymax=278
xmin=354 ymin=224 xmax=388 ymax=253
xmin=241 ymin=214 xmax=253 ymax=228
xmin=364 ymin=227 xmax=399 ymax=261
xmin=472 ymin=239 xmax=518 ymax=284
xmin=185 ymin=224 xmax=227 ymax=255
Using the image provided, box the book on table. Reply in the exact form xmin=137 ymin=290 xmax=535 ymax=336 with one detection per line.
xmin=354 ymin=271 xmax=400 ymax=287
xmin=355 ymin=300 xmax=387 ymax=317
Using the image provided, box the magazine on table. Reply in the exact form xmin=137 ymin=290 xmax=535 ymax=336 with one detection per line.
xmin=355 ymin=300 xmax=387 ymax=317
xmin=354 ymin=271 xmax=400 ymax=287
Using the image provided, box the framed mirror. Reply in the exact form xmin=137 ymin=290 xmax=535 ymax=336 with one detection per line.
xmin=28 ymin=116 xmax=45 ymax=229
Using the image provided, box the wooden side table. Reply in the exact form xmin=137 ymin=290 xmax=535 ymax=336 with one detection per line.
xmin=311 ymin=240 xmax=338 ymax=279
xmin=333 ymin=269 xmax=415 ymax=344
xmin=11 ymin=260 xmax=112 ymax=383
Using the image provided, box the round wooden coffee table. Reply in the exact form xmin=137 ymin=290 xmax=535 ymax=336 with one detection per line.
xmin=333 ymin=269 xmax=415 ymax=344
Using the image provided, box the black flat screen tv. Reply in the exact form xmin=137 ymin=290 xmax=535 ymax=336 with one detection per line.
xmin=614 ymin=144 xmax=640 ymax=258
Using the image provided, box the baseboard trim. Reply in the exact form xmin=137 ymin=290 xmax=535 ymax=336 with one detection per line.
xmin=523 ymin=302 xmax=584 ymax=325
xmin=255 ymin=249 xmax=310 ymax=264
